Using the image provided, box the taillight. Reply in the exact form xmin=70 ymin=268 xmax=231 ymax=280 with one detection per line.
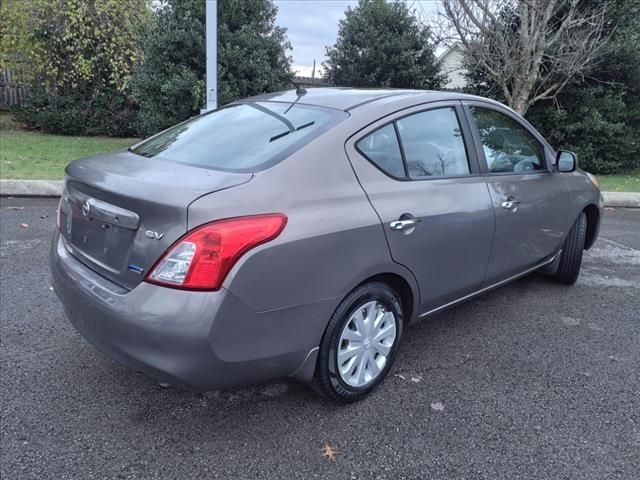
xmin=145 ymin=214 xmax=287 ymax=291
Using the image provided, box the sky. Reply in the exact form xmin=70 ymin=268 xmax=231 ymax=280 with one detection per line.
xmin=275 ymin=0 xmax=441 ymax=77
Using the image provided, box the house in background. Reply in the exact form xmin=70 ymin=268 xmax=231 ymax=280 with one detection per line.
xmin=437 ymin=43 xmax=467 ymax=90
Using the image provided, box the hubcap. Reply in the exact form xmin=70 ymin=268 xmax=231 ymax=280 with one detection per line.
xmin=337 ymin=300 xmax=397 ymax=388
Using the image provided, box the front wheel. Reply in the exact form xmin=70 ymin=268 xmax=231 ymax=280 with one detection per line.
xmin=553 ymin=212 xmax=587 ymax=285
xmin=312 ymin=282 xmax=404 ymax=403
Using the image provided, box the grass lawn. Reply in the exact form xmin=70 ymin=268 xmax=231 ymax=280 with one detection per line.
xmin=0 ymin=129 xmax=139 ymax=180
xmin=596 ymin=173 xmax=640 ymax=193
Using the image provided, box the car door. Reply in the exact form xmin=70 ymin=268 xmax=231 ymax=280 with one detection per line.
xmin=345 ymin=102 xmax=495 ymax=314
xmin=463 ymin=102 xmax=570 ymax=284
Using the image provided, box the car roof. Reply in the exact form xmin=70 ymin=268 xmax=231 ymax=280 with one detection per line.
xmin=241 ymin=87 xmax=465 ymax=111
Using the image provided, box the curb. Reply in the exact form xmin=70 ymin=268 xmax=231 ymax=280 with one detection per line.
xmin=601 ymin=192 xmax=640 ymax=209
xmin=1 ymin=179 xmax=639 ymax=208
xmin=1 ymin=179 xmax=63 ymax=197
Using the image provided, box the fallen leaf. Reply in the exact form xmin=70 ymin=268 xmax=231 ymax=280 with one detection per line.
xmin=430 ymin=402 xmax=445 ymax=412
xmin=20 ymin=223 xmax=28 ymax=228
xmin=561 ymin=316 xmax=581 ymax=326
xmin=410 ymin=375 xmax=422 ymax=383
xmin=321 ymin=444 xmax=339 ymax=461
xmin=40 ymin=214 xmax=49 ymax=219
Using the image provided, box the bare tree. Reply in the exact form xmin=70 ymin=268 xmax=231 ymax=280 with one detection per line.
xmin=440 ymin=0 xmax=610 ymax=114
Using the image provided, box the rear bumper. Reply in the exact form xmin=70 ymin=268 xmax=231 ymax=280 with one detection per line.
xmin=50 ymin=232 xmax=332 ymax=390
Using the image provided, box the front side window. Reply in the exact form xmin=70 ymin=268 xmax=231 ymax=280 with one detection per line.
xmin=131 ymin=102 xmax=347 ymax=172
xmin=470 ymin=107 xmax=545 ymax=173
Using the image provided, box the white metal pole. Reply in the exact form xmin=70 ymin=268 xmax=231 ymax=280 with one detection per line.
xmin=205 ymin=0 xmax=218 ymax=111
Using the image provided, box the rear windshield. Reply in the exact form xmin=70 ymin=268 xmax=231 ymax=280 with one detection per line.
xmin=131 ymin=102 xmax=348 ymax=172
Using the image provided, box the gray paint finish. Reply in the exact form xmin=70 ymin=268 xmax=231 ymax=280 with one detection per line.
xmin=483 ymin=173 xmax=569 ymax=283
xmin=50 ymin=88 xmax=603 ymax=392
xmin=62 ymin=152 xmax=251 ymax=289
xmin=188 ymin=125 xmax=415 ymax=313
xmin=344 ymin=100 xmax=495 ymax=312
xmin=51 ymin=232 xmax=336 ymax=389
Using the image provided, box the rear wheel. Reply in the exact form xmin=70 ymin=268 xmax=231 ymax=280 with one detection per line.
xmin=312 ymin=282 xmax=403 ymax=402
xmin=553 ymin=212 xmax=587 ymax=285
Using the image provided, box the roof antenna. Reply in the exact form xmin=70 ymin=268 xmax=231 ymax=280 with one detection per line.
xmin=282 ymin=77 xmax=307 ymax=114
xmin=287 ymin=78 xmax=307 ymax=96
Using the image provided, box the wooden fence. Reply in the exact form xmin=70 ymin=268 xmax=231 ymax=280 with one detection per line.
xmin=0 ymin=65 xmax=29 ymax=110
xmin=293 ymin=76 xmax=326 ymax=87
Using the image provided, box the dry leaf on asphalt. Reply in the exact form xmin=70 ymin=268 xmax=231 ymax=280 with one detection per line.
xmin=40 ymin=214 xmax=49 ymax=219
xmin=20 ymin=223 xmax=28 ymax=228
xmin=321 ymin=444 xmax=339 ymax=461
xmin=410 ymin=375 xmax=422 ymax=383
xmin=430 ymin=402 xmax=445 ymax=412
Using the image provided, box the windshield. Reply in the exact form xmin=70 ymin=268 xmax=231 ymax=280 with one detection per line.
xmin=131 ymin=102 xmax=347 ymax=172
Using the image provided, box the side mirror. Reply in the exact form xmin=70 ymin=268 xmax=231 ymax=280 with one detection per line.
xmin=556 ymin=151 xmax=577 ymax=172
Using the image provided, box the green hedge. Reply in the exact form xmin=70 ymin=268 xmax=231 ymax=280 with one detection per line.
xmin=526 ymin=87 xmax=639 ymax=174
xmin=11 ymin=86 xmax=139 ymax=138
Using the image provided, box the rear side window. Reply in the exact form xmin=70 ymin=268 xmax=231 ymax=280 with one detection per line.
xmin=396 ymin=108 xmax=470 ymax=178
xmin=356 ymin=107 xmax=471 ymax=180
xmin=356 ymin=124 xmax=405 ymax=178
xmin=470 ymin=107 xmax=545 ymax=173
xmin=131 ymin=102 xmax=347 ymax=172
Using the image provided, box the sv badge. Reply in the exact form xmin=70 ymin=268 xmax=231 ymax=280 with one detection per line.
xmin=145 ymin=230 xmax=164 ymax=240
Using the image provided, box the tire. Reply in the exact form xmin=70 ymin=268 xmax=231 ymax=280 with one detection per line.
xmin=553 ymin=212 xmax=587 ymax=285
xmin=312 ymin=282 xmax=404 ymax=403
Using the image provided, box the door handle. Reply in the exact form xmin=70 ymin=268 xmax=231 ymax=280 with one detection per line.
xmin=501 ymin=199 xmax=521 ymax=210
xmin=390 ymin=218 xmax=420 ymax=231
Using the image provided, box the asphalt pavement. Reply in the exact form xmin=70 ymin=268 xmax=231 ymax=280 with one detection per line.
xmin=1 ymin=198 xmax=638 ymax=479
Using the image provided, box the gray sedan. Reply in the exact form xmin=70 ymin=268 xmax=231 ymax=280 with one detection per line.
xmin=50 ymin=88 xmax=602 ymax=402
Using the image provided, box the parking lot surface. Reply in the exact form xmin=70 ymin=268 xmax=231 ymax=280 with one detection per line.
xmin=1 ymin=198 xmax=638 ymax=479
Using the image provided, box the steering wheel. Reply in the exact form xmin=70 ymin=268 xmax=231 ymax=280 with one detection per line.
xmin=513 ymin=158 xmax=534 ymax=172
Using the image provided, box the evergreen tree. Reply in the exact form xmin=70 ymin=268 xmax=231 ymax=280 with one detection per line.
xmin=132 ymin=0 xmax=292 ymax=136
xmin=323 ymin=0 xmax=444 ymax=89
xmin=526 ymin=0 xmax=640 ymax=173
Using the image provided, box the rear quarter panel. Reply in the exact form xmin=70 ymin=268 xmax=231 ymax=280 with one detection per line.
xmin=187 ymin=127 xmax=420 ymax=315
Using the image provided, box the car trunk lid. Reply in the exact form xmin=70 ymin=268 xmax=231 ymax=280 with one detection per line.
xmin=59 ymin=150 xmax=252 ymax=290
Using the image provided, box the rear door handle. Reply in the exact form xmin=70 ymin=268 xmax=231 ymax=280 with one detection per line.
xmin=390 ymin=218 xmax=420 ymax=231
xmin=501 ymin=198 xmax=521 ymax=210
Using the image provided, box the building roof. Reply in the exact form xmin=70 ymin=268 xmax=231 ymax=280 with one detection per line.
xmin=436 ymin=42 xmax=464 ymax=61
